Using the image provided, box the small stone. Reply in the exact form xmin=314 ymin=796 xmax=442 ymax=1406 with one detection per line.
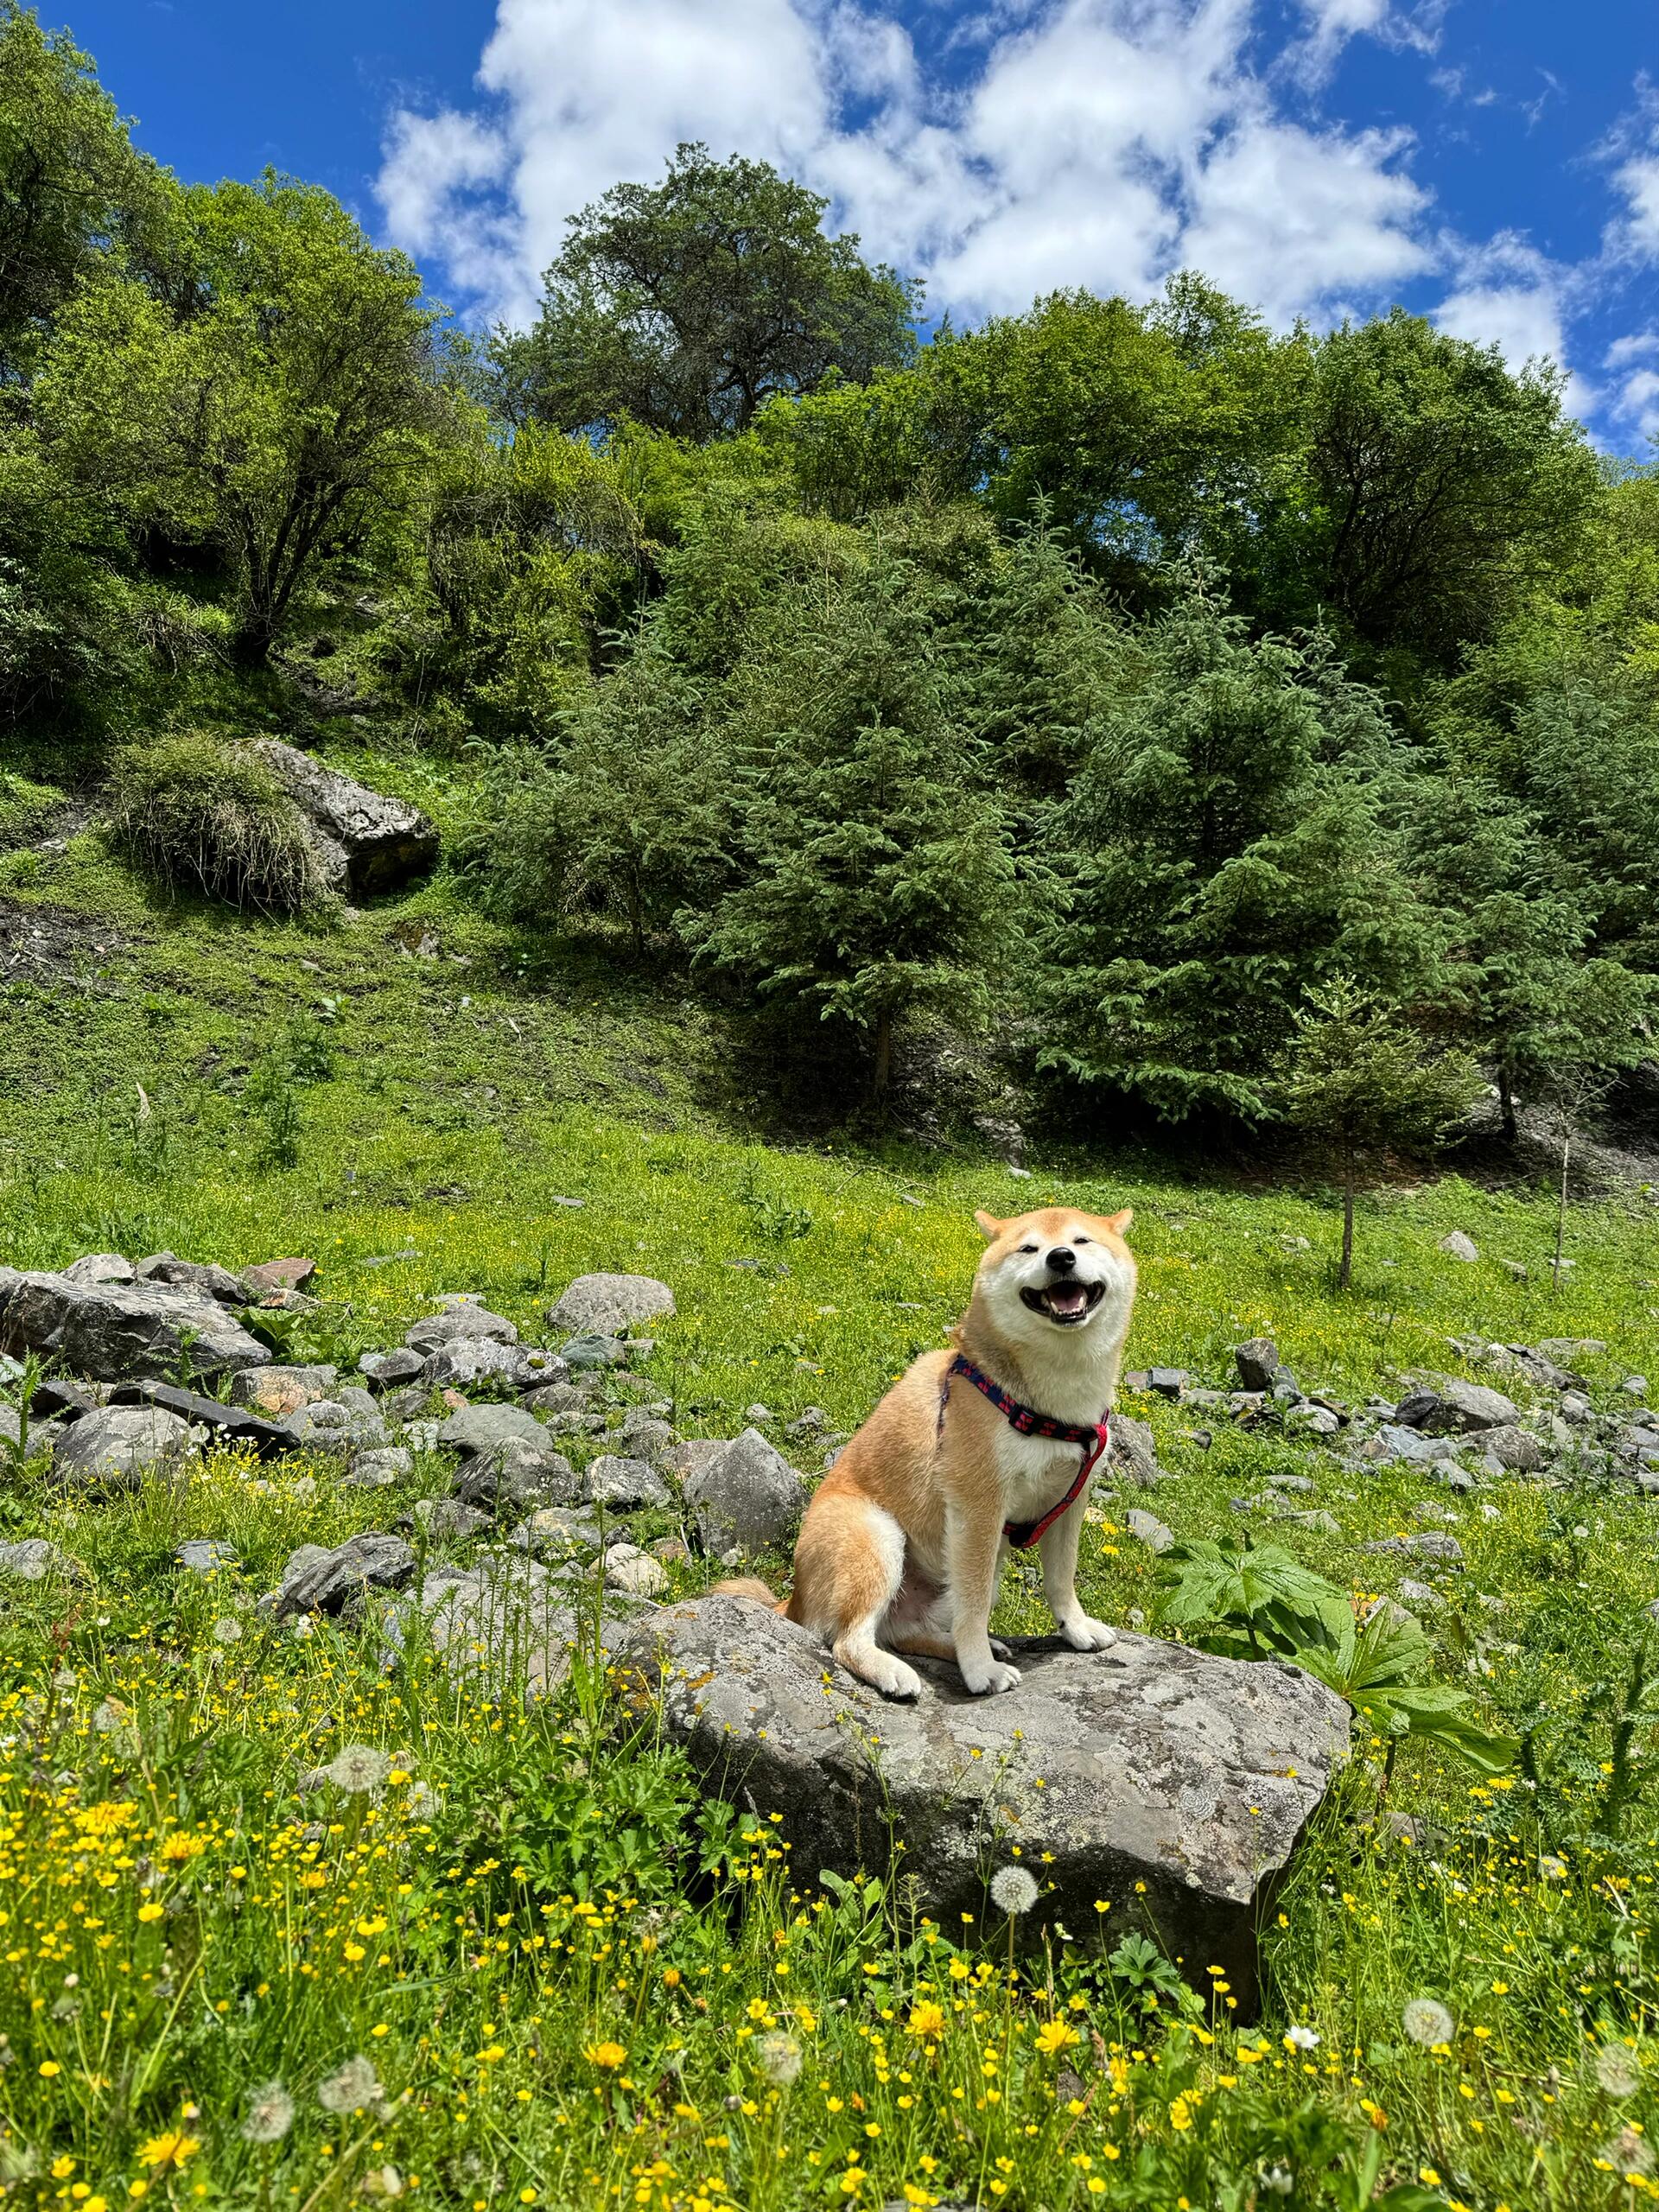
xmin=1438 ymin=1231 xmax=1479 ymax=1262
xmin=1276 ymin=1510 xmax=1340 ymax=1535
xmin=135 ymin=1254 xmax=249 ymax=1303
xmin=650 ymin=1536 xmax=691 ymax=1566
xmin=1395 ymin=1380 xmax=1518 ymax=1435
xmin=1147 ymin=1368 xmax=1186 ymax=1400
xmin=510 ymin=1506 xmax=603 ymax=1556
xmin=358 ymin=1348 xmax=425 ymax=1390
xmin=242 ymin=1257 xmax=317 ymax=1295
xmin=561 ymin=1332 xmax=626 ymax=1373
xmin=406 ymin=1305 xmax=517 ymax=1354
xmin=1396 ymin=1578 xmax=1441 ymax=1609
xmin=1478 ymin=1425 xmax=1548 ymax=1472
xmin=1233 ymin=1338 xmax=1280 ymax=1393
xmin=0 ymin=1538 xmax=82 ymax=1581
xmin=233 ymin=1364 xmax=340 ymax=1418
xmin=745 ymin=1403 xmax=775 ymax=1424
xmin=547 ymin=1273 xmax=675 ymax=1338
xmin=1109 ymin=1415 xmax=1166 ymax=1490
xmin=344 ymin=1447 xmax=413 ymax=1489
xmin=1624 ymin=1376 xmax=1649 ymax=1398
xmin=1285 ymin=1403 xmax=1339 ymax=1437
xmin=63 ymin=1251 xmax=137 ymax=1286
xmin=1365 ymin=1532 xmax=1464 ymax=1564
xmin=1126 ymin=1509 xmax=1174 ymax=1554
xmin=603 ymin=1543 xmax=669 ymax=1597
xmin=582 ymin=1455 xmax=672 ymax=1511
xmin=410 ymin=1497 xmax=493 ymax=1542
xmin=422 ymin=1337 xmax=529 ymax=1391
xmin=175 ymin=1538 xmax=237 ymax=1573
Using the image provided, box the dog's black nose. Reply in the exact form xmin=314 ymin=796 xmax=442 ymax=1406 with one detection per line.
xmin=1046 ymin=1246 xmax=1076 ymax=1274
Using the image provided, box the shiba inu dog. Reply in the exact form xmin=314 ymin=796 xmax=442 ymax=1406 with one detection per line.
xmin=718 ymin=1205 xmax=1135 ymax=1699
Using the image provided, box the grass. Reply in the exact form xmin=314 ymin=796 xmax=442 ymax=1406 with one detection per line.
xmin=3 ymin=804 xmax=1659 ymax=2208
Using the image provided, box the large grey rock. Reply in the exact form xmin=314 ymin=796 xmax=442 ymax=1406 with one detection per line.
xmin=1126 ymin=1508 xmax=1174 ymax=1554
xmin=134 ymin=1254 xmax=248 ymax=1305
xmin=232 ymin=1363 xmax=340 ymax=1417
xmin=0 ymin=1271 xmax=268 ymax=1383
xmin=682 ymin=1429 xmax=804 ymax=1553
xmin=509 ymin=1506 xmax=603 ymax=1558
xmin=359 ymin=1347 xmax=425 ymax=1391
xmin=406 ymin=1306 xmax=517 ymax=1355
xmin=1364 ymin=1424 xmax=1460 ymax=1466
xmin=421 ymin=1336 xmax=529 ymax=1391
xmin=0 ymin=1538 xmax=82 ymax=1582
xmin=452 ymin=1438 xmax=578 ymax=1513
xmin=401 ymin=1554 xmax=637 ymax=1700
xmin=109 ymin=1379 xmax=293 ymax=1457
xmin=1438 ymin=1231 xmax=1479 ymax=1262
xmin=284 ymin=1399 xmax=386 ymax=1453
xmin=274 ymin=1532 xmax=416 ymax=1617
xmin=62 ymin=1253 xmax=134 ymax=1286
xmin=604 ymin=1543 xmax=669 ymax=1598
xmin=52 ymin=1406 xmax=193 ymax=1488
xmin=344 ymin=1447 xmax=413 ymax=1489
xmin=547 ymin=1274 xmax=675 ymax=1338
xmin=1109 ymin=1415 xmax=1166 ymax=1490
xmin=250 ymin=738 xmax=437 ymax=896
xmin=582 ymin=1454 xmax=672 ymax=1511
xmin=560 ymin=1332 xmax=625 ymax=1373
xmin=1395 ymin=1380 xmax=1518 ymax=1435
xmin=1478 ymin=1425 xmax=1548 ymax=1472
xmin=433 ymin=1402 xmax=548 ymax=1454
xmin=617 ymin=1596 xmax=1347 ymax=2012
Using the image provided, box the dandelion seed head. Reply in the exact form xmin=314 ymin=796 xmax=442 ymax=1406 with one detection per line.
xmin=1597 ymin=2044 xmax=1643 ymax=2098
xmin=990 ymin=1865 xmax=1039 ymax=1916
xmin=1402 ymin=1999 xmax=1454 ymax=2048
xmin=212 ymin=1618 xmax=243 ymax=1644
xmin=317 ymin=2056 xmax=381 ymax=2114
xmin=756 ymin=2032 xmax=802 ymax=2087
xmin=325 ymin=1745 xmax=391 ymax=1795
xmin=241 ymin=2081 xmax=294 ymax=2144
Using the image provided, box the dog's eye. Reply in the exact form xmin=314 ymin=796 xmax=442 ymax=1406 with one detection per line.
xmin=1019 ymin=1243 xmax=1039 ymax=1254
xmin=1075 ymin=1235 xmax=1092 ymax=1245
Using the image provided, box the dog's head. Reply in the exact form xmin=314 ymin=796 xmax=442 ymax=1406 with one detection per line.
xmin=970 ymin=1205 xmax=1135 ymax=1352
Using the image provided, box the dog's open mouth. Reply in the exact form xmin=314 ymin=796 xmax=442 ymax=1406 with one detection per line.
xmin=1020 ymin=1280 xmax=1105 ymax=1325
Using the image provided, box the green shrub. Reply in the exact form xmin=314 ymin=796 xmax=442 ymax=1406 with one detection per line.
xmin=106 ymin=729 xmax=327 ymax=914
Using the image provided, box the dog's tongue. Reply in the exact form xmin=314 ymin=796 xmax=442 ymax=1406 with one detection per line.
xmin=1047 ymin=1281 xmax=1087 ymax=1315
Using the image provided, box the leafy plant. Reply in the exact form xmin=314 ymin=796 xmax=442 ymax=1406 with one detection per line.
xmin=106 ymin=731 xmax=327 ymax=915
xmin=1155 ymin=1535 xmax=1516 ymax=1777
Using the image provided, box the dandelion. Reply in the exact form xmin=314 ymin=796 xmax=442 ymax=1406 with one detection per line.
xmin=585 ymin=2042 xmax=627 ymax=2071
xmin=906 ymin=2001 xmax=946 ymax=2040
xmin=1602 ymin=2127 xmax=1656 ymax=2178
xmin=1035 ymin=2020 xmax=1081 ymax=2057
xmin=405 ymin=1781 xmax=441 ymax=1818
xmin=137 ymin=2135 xmax=199 ymax=2174
xmin=989 ymin=1866 xmax=1039 ymax=1916
xmin=1539 ymin=1853 xmax=1567 ymax=1881
xmin=1402 ymin=1999 xmax=1454 ymax=2048
xmin=318 ymin=2056 xmax=381 ymax=2113
xmin=241 ymin=2081 xmax=295 ymax=2144
xmin=1596 ymin=2044 xmax=1643 ymax=2098
xmin=1284 ymin=2024 xmax=1319 ymax=2051
xmin=757 ymin=2032 xmax=803 ymax=2087
xmin=212 ymin=1618 xmax=243 ymax=1644
xmin=326 ymin=1745 xmax=391 ymax=1795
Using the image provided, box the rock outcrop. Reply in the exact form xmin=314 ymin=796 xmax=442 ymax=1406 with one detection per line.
xmin=250 ymin=741 xmax=437 ymax=897
xmin=617 ymin=1594 xmax=1348 ymax=2012
xmin=0 ymin=1268 xmax=268 ymax=1383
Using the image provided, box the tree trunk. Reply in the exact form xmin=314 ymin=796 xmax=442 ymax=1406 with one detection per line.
xmin=872 ymin=1008 xmax=893 ymax=1103
xmin=1338 ymin=1144 xmax=1356 ymax=1291
xmin=1553 ymin=1118 xmax=1572 ymax=1289
xmin=1498 ymin=1065 xmax=1517 ymax=1145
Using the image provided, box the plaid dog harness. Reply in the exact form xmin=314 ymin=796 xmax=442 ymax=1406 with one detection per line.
xmin=937 ymin=1352 xmax=1111 ymax=1550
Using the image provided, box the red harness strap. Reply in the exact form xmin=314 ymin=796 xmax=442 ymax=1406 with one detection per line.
xmin=937 ymin=1352 xmax=1112 ymax=1550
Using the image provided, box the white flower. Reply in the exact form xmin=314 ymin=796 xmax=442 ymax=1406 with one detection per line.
xmin=212 ymin=1618 xmax=243 ymax=1644
xmin=326 ymin=1745 xmax=391 ymax=1795
xmin=317 ymin=2055 xmax=381 ymax=2114
xmin=1597 ymin=2044 xmax=1643 ymax=2098
xmin=1262 ymin=2168 xmax=1294 ymax=2198
xmin=241 ymin=2080 xmax=294 ymax=2144
xmin=404 ymin=1781 xmax=440 ymax=1819
xmin=989 ymin=1865 xmax=1039 ymax=1916
xmin=1402 ymin=1999 xmax=1455 ymax=2048
xmin=1284 ymin=2024 xmax=1319 ymax=2051
xmin=756 ymin=2032 xmax=802 ymax=2087
xmin=290 ymin=1617 xmax=315 ymax=1641
xmin=1539 ymin=1853 xmax=1567 ymax=1881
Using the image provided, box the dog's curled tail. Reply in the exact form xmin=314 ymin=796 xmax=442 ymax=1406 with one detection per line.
xmin=712 ymin=1575 xmax=790 ymax=1615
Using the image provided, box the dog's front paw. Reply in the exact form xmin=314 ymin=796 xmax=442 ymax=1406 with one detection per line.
xmin=961 ymin=1658 xmax=1022 ymax=1696
xmin=1060 ymin=1615 xmax=1118 ymax=1654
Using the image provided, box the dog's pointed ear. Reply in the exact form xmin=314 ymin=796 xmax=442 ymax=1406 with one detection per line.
xmin=974 ymin=1210 xmax=1005 ymax=1242
xmin=1105 ymin=1207 xmax=1134 ymax=1236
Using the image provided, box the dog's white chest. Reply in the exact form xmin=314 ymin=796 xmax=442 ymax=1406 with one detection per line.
xmin=993 ymin=1424 xmax=1091 ymax=1522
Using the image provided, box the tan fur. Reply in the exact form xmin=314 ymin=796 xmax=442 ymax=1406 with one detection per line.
xmin=715 ymin=1205 xmax=1135 ymax=1699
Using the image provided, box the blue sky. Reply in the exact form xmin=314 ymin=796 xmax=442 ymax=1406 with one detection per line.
xmin=61 ymin=0 xmax=1659 ymax=449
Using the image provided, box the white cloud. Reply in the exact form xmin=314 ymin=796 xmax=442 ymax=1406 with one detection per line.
xmin=1430 ymin=235 xmax=1595 ymax=420
xmin=377 ymin=0 xmax=1440 ymax=329
xmin=1612 ymin=153 xmax=1659 ymax=260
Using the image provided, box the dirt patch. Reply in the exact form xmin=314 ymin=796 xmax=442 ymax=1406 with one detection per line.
xmin=0 ymin=901 xmax=139 ymax=987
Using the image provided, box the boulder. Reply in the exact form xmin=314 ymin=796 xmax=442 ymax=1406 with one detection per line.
xmin=0 ymin=1271 xmax=268 ymax=1384
xmin=406 ymin=1306 xmax=518 ymax=1355
xmin=421 ymin=1336 xmax=529 ymax=1391
xmin=359 ymin=1348 xmax=425 ymax=1390
xmin=0 ymin=1538 xmax=82 ymax=1582
xmin=452 ymin=1438 xmax=578 ymax=1514
xmin=134 ymin=1254 xmax=248 ymax=1304
xmin=1233 ymin=1338 xmax=1281 ymax=1393
xmin=176 ymin=1539 xmax=237 ymax=1573
xmin=1108 ymin=1415 xmax=1166 ymax=1490
xmin=242 ymin=1257 xmax=316 ymax=1296
xmin=232 ymin=1363 xmax=340 ymax=1417
xmin=62 ymin=1253 xmax=135 ymax=1286
xmin=273 ymin=1532 xmax=416 ymax=1618
xmin=109 ymin=1379 xmax=293 ymax=1457
xmin=250 ymin=739 xmax=438 ymax=896
xmin=548 ymin=1274 xmax=675 ymax=1338
xmin=1363 ymin=1424 xmax=1460 ymax=1467
xmin=400 ymin=1554 xmax=635 ymax=1700
xmin=1394 ymin=1380 xmax=1518 ymax=1435
xmin=344 ymin=1447 xmax=413 ymax=1489
xmin=604 ymin=1542 xmax=670 ymax=1598
xmin=432 ymin=1402 xmax=548 ymax=1455
xmin=52 ymin=1405 xmax=193 ymax=1488
xmin=510 ymin=1506 xmax=604 ymax=1558
xmin=1126 ymin=1508 xmax=1175 ymax=1554
xmin=1438 ymin=1231 xmax=1479 ymax=1262
xmin=616 ymin=1595 xmax=1347 ymax=2013
xmin=681 ymin=1429 xmax=804 ymax=1553
xmin=582 ymin=1454 xmax=673 ymax=1512
xmin=1478 ymin=1425 xmax=1548 ymax=1473
xmin=560 ymin=1332 xmax=626 ymax=1373
xmin=612 ymin=1410 xmax=675 ymax=1464
xmin=284 ymin=1399 xmax=387 ymax=1453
